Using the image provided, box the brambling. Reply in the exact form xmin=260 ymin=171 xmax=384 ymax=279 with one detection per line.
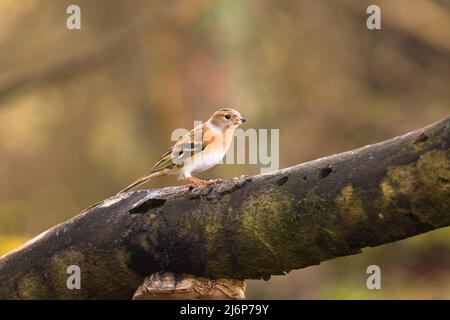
xmin=118 ymin=108 xmax=246 ymax=194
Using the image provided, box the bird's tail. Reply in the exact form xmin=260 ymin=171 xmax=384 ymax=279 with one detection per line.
xmin=117 ymin=171 xmax=161 ymax=194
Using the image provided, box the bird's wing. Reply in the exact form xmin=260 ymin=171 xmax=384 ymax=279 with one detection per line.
xmin=150 ymin=123 xmax=216 ymax=173
xmin=117 ymin=123 xmax=217 ymax=194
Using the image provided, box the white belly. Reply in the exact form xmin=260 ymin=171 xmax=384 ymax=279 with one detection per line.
xmin=182 ymin=148 xmax=226 ymax=176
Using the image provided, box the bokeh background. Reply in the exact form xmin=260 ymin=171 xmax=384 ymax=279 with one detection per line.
xmin=0 ymin=0 xmax=449 ymax=299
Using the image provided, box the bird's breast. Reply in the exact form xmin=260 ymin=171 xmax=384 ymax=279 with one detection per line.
xmin=184 ymin=145 xmax=227 ymax=174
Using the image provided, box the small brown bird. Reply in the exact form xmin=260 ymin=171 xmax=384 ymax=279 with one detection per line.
xmin=118 ymin=108 xmax=246 ymax=194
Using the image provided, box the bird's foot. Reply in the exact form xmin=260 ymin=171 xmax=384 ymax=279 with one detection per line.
xmin=187 ymin=176 xmax=208 ymax=185
xmin=207 ymin=178 xmax=223 ymax=184
xmin=187 ymin=177 xmax=221 ymax=190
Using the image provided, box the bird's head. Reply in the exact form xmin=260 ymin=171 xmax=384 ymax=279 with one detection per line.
xmin=207 ymin=108 xmax=246 ymax=131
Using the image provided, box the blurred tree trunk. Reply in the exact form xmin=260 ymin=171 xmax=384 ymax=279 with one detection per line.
xmin=0 ymin=116 xmax=448 ymax=299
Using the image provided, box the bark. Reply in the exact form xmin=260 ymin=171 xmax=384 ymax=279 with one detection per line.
xmin=0 ymin=116 xmax=449 ymax=299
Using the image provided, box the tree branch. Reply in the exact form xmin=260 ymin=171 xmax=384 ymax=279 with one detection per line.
xmin=0 ymin=116 xmax=449 ymax=299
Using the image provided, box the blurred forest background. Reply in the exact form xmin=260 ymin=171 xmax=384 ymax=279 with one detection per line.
xmin=0 ymin=0 xmax=449 ymax=299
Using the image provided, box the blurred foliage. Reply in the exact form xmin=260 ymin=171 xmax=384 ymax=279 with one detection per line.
xmin=0 ymin=0 xmax=449 ymax=298
xmin=0 ymin=234 xmax=27 ymax=256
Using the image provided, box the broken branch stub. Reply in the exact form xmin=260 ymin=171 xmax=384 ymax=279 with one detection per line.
xmin=132 ymin=272 xmax=245 ymax=300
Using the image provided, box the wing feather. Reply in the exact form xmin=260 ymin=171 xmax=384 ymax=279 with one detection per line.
xmin=150 ymin=123 xmax=215 ymax=172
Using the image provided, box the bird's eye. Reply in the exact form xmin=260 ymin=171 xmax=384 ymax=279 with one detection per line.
xmin=224 ymin=114 xmax=231 ymax=120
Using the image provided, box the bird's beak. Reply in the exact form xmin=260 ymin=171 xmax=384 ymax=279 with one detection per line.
xmin=239 ymin=116 xmax=246 ymax=124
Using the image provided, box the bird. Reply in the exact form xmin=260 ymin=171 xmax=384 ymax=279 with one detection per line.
xmin=117 ymin=108 xmax=246 ymax=194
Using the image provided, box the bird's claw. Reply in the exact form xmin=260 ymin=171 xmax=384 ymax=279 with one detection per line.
xmin=187 ymin=178 xmax=221 ymax=190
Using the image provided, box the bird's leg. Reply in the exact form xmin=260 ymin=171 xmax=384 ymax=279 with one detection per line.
xmin=208 ymin=178 xmax=223 ymax=183
xmin=187 ymin=176 xmax=209 ymax=186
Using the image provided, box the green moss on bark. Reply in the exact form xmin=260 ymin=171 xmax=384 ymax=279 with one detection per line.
xmin=16 ymin=273 xmax=44 ymax=299
xmin=380 ymin=150 xmax=450 ymax=227
xmin=336 ymin=184 xmax=368 ymax=226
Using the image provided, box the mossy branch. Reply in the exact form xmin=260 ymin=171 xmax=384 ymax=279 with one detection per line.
xmin=0 ymin=116 xmax=449 ymax=299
